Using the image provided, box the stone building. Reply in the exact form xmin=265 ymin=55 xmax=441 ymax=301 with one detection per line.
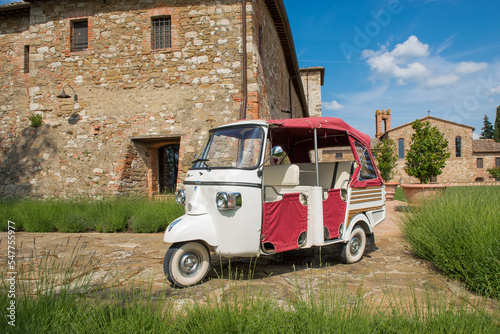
xmin=375 ymin=109 xmax=500 ymax=184
xmin=0 ymin=0 xmax=324 ymax=198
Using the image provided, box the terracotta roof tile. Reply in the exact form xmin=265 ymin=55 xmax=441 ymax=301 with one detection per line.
xmin=473 ymin=139 xmax=500 ymax=153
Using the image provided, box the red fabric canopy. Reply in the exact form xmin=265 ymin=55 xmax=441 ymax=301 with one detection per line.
xmin=267 ymin=117 xmax=371 ymax=148
xmin=266 ymin=117 xmax=383 ymax=187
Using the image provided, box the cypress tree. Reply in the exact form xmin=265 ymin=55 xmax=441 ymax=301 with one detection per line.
xmin=480 ymin=115 xmax=494 ymax=139
xmin=494 ymin=106 xmax=500 ymax=142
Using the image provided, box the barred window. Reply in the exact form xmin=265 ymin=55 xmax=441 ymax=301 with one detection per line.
xmin=71 ymin=20 xmax=88 ymax=52
xmin=477 ymin=158 xmax=483 ymax=168
xmin=152 ymin=17 xmax=171 ymax=50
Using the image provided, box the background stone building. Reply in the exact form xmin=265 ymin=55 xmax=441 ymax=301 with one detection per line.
xmin=375 ymin=109 xmax=500 ymax=184
xmin=0 ymin=0 xmax=324 ymax=198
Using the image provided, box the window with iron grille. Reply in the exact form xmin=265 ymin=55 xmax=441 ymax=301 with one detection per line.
xmin=152 ymin=17 xmax=171 ymax=50
xmin=477 ymin=158 xmax=483 ymax=168
xmin=71 ymin=20 xmax=88 ymax=52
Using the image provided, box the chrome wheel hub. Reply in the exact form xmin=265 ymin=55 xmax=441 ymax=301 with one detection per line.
xmin=350 ymin=236 xmax=360 ymax=255
xmin=179 ymin=251 xmax=200 ymax=277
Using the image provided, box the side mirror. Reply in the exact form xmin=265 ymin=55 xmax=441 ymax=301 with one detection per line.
xmin=259 ymin=146 xmax=286 ymax=169
xmin=271 ymin=146 xmax=285 ymax=159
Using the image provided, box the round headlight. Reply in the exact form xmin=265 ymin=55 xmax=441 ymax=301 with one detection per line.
xmin=175 ymin=189 xmax=186 ymax=205
xmin=216 ymin=192 xmax=228 ymax=209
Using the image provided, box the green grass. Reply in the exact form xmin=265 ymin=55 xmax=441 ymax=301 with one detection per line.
xmin=393 ymin=186 xmax=407 ymax=202
xmin=1 ymin=236 xmax=499 ymax=333
xmin=401 ymin=186 xmax=500 ymax=299
xmin=0 ymin=197 xmax=184 ymax=233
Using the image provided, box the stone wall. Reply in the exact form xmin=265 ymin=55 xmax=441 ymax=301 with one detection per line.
xmin=0 ymin=0 xmax=307 ymax=198
xmin=0 ymin=11 xmax=30 ymax=174
xmin=252 ymin=0 xmax=302 ymax=119
xmin=300 ymin=67 xmax=323 ymax=117
xmin=385 ymin=117 xmax=480 ymax=184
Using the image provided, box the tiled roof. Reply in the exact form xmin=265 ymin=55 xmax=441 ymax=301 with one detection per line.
xmin=473 ymin=139 xmax=500 ymax=153
xmin=0 ymin=2 xmax=30 ymax=16
xmin=384 ymin=115 xmax=475 ymax=134
xmin=370 ymin=138 xmax=380 ymax=150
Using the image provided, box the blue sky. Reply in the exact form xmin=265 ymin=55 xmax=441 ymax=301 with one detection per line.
xmin=285 ymin=0 xmax=500 ymax=137
xmin=2 ymin=0 xmax=499 ymax=137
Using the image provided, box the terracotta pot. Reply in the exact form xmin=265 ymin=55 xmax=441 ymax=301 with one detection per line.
xmin=400 ymin=183 xmax=448 ymax=203
xmin=384 ymin=182 xmax=400 ymax=201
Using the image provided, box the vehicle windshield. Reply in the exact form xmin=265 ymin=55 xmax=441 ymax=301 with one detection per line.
xmin=194 ymin=126 xmax=264 ymax=169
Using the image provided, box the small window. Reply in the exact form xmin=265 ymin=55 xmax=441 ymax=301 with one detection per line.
xmin=24 ymin=45 xmax=29 ymax=73
xmin=398 ymin=138 xmax=405 ymax=159
xmin=430 ymin=175 xmax=437 ymax=183
xmin=335 ymin=153 xmax=343 ymax=160
xmin=71 ymin=20 xmax=88 ymax=52
xmin=355 ymin=142 xmax=378 ymax=181
xmin=477 ymin=158 xmax=483 ymax=169
xmin=496 ymin=157 xmax=500 ymax=167
xmin=152 ymin=16 xmax=171 ymax=50
xmin=455 ymin=136 xmax=462 ymax=158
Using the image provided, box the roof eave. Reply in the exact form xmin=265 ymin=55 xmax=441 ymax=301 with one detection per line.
xmin=265 ymin=0 xmax=309 ymax=117
xmin=0 ymin=2 xmax=30 ymax=16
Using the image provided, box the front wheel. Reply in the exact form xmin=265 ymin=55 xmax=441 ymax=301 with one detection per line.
xmin=163 ymin=241 xmax=211 ymax=288
xmin=340 ymin=225 xmax=366 ymax=264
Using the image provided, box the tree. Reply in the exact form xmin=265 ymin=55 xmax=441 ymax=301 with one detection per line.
xmin=404 ymin=120 xmax=450 ymax=184
xmin=480 ymin=115 xmax=494 ymax=139
xmin=494 ymin=105 xmax=500 ymax=143
xmin=374 ymin=138 xmax=398 ymax=182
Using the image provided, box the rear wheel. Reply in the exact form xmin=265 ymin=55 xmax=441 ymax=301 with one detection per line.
xmin=340 ymin=225 xmax=366 ymax=264
xmin=163 ymin=241 xmax=211 ymax=288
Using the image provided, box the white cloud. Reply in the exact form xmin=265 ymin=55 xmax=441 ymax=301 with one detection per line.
xmin=363 ymin=36 xmax=430 ymax=84
xmin=489 ymin=86 xmax=500 ymax=95
xmin=391 ymin=35 xmax=429 ymax=58
xmin=426 ymin=73 xmax=459 ymax=88
xmin=322 ymin=100 xmax=344 ymax=110
xmin=362 ymin=36 xmax=493 ymax=89
xmin=455 ymin=61 xmax=488 ymax=75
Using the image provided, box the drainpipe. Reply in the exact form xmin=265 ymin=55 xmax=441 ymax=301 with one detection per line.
xmin=239 ymin=0 xmax=247 ymax=120
xmin=288 ymin=75 xmax=297 ymax=118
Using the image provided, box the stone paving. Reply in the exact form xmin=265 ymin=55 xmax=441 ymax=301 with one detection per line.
xmin=1 ymin=200 xmax=497 ymax=313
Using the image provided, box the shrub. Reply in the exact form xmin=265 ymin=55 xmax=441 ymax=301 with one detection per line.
xmin=401 ymin=186 xmax=500 ymax=299
xmin=129 ymin=200 xmax=183 ymax=233
xmin=29 ymin=113 xmax=43 ymax=127
xmin=487 ymin=166 xmax=500 ymax=181
xmin=405 ymin=120 xmax=450 ymax=184
xmin=374 ymin=138 xmax=398 ymax=182
xmin=0 ymin=197 xmax=183 ymax=233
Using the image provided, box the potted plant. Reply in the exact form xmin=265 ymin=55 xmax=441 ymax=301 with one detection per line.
xmin=374 ymin=138 xmax=399 ymax=201
xmin=401 ymin=119 xmax=450 ymax=202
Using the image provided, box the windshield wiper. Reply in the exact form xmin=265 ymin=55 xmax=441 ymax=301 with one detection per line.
xmin=192 ymin=158 xmax=211 ymax=170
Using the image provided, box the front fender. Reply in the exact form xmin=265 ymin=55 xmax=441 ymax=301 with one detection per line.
xmin=163 ymin=214 xmax=218 ymax=247
xmin=347 ymin=213 xmax=373 ymax=238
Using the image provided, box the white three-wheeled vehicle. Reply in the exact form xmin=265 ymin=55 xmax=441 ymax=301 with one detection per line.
xmin=163 ymin=117 xmax=386 ymax=287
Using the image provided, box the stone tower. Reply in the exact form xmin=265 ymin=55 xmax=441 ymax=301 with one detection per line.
xmin=300 ymin=67 xmax=325 ymax=117
xmin=375 ymin=109 xmax=391 ymax=138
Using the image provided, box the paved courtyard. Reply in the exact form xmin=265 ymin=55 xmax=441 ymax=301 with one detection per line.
xmin=1 ymin=200 xmax=496 ymax=312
